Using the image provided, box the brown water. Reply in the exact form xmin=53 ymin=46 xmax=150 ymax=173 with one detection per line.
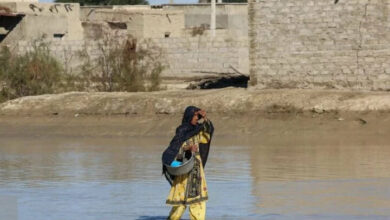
xmin=0 ymin=118 xmax=390 ymax=220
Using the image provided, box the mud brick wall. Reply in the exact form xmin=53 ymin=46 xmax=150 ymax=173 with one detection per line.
xmin=15 ymin=31 xmax=249 ymax=79
xmin=145 ymin=32 xmax=248 ymax=78
xmin=14 ymin=40 xmax=87 ymax=75
xmin=248 ymin=0 xmax=390 ymax=90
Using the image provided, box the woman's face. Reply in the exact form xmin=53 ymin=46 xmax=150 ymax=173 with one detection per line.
xmin=190 ymin=112 xmax=199 ymax=125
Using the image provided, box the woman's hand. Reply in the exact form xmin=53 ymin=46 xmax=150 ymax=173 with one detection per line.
xmin=198 ymin=109 xmax=207 ymax=120
xmin=190 ymin=144 xmax=198 ymax=152
xmin=184 ymin=144 xmax=198 ymax=152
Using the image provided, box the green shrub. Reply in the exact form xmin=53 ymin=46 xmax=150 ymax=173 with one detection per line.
xmin=0 ymin=44 xmax=63 ymax=102
xmin=0 ymin=36 xmax=164 ymax=103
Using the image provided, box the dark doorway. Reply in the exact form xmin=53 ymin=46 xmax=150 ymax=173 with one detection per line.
xmin=0 ymin=14 xmax=24 ymax=43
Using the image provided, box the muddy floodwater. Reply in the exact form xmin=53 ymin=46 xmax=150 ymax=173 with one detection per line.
xmin=0 ymin=116 xmax=389 ymax=220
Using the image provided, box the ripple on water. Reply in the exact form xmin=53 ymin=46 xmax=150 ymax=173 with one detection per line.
xmin=1 ymin=137 xmax=390 ymax=219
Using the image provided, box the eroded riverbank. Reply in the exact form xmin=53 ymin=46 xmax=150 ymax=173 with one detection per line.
xmin=0 ymin=88 xmax=389 ymax=117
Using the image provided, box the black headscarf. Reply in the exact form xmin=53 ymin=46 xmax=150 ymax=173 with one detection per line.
xmin=162 ymin=106 xmax=214 ymax=185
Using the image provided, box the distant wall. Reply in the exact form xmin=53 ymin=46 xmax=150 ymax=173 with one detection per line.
xmin=146 ymin=30 xmax=248 ymax=77
xmin=14 ymin=29 xmax=248 ymax=79
xmin=248 ymin=0 xmax=390 ymax=90
xmin=80 ymin=8 xmax=185 ymax=39
xmin=78 ymin=4 xmax=249 ymax=77
xmin=162 ymin=3 xmax=248 ymax=38
xmin=80 ymin=4 xmax=248 ymax=39
xmin=0 ymin=2 xmax=83 ymax=44
xmin=4 ymin=3 xmax=249 ymax=83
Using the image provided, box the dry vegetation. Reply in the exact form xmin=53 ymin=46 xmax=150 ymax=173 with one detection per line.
xmin=77 ymin=35 xmax=164 ymax=92
xmin=0 ymin=43 xmax=63 ymax=102
xmin=0 ymin=37 xmax=164 ymax=102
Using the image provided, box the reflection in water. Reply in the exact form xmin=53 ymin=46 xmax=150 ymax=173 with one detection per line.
xmin=0 ymin=137 xmax=256 ymax=220
xmin=250 ymin=145 xmax=390 ymax=181
xmin=250 ymin=144 xmax=390 ymax=218
xmin=0 ymin=135 xmax=389 ymax=219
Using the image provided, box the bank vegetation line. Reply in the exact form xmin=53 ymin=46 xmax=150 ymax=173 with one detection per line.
xmin=0 ymin=88 xmax=389 ymax=116
xmin=0 ymin=37 xmax=164 ymax=102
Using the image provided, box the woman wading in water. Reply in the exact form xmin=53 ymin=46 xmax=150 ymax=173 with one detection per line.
xmin=162 ymin=106 xmax=214 ymax=220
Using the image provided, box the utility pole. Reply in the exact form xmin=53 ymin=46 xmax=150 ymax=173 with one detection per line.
xmin=210 ymin=0 xmax=216 ymax=38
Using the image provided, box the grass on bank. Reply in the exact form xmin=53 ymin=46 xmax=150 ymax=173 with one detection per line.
xmin=0 ymin=37 xmax=164 ymax=102
xmin=78 ymin=36 xmax=164 ymax=92
xmin=0 ymin=44 xmax=63 ymax=102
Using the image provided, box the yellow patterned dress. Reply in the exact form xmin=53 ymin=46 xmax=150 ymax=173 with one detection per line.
xmin=166 ymin=130 xmax=210 ymax=206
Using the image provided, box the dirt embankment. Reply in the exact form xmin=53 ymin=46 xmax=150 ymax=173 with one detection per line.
xmin=0 ymin=88 xmax=390 ymax=117
xmin=0 ymin=88 xmax=389 ymax=140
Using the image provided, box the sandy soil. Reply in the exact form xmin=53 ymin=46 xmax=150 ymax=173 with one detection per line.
xmin=0 ymin=88 xmax=389 ymax=142
xmin=0 ymin=88 xmax=389 ymax=117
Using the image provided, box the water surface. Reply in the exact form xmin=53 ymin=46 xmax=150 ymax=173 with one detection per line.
xmin=0 ymin=131 xmax=389 ymax=219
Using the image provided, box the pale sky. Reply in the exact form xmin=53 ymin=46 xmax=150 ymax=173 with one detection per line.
xmin=39 ymin=0 xmax=198 ymax=5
